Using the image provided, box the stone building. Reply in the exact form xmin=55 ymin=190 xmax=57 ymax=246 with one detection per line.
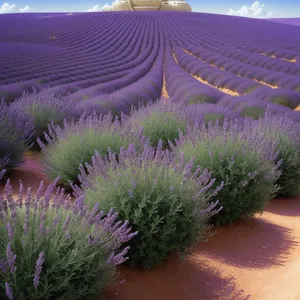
xmin=105 ymin=0 xmax=192 ymax=12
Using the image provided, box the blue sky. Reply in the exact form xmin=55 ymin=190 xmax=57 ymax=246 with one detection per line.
xmin=0 ymin=0 xmax=300 ymax=18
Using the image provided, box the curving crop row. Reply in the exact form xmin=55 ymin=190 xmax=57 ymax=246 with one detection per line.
xmin=185 ymin=44 xmax=300 ymax=92
xmin=173 ymin=47 xmax=261 ymax=95
xmin=165 ymin=44 xmax=224 ymax=105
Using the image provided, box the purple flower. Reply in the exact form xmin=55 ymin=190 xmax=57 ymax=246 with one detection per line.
xmin=6 ymin=222 xmax=14 ymax=241
xmin=6 ymin=243 xmax=16 ymax=274
xmin=128 ymin=190 xmax=133 ymax=198
xmin=108 ymin=246 xmax=130 ymax=265
xmin=5 ymin=282 xmax=13 ymax=300
xmin=0 ymin=259 xmax=8 ymax=272
xmin=33 ymin=252 xmax=45 ymax=289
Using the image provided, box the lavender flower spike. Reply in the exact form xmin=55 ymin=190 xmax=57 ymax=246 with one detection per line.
xmin=5 ymin=282 xmax=13 ymax=300
xmin=0 ymin=169 xmax=6 ymax=181
xmin=6 ymin=243 xmax=17 ymax=274
xmin=108 ymin=246 xmax=131 ymax=265
xmin=33 ymin=252 xmax=45 ymax=289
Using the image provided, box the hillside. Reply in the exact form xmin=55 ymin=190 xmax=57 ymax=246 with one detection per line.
xmin=270 ymin=18 xmax=300 ymax=26
xmin=0 ymin=11 xmax=300 ymax=115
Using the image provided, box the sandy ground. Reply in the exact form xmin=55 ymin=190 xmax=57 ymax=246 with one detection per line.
xmin=1 ymin=156 xmax=300 ymax=300
xmin=104 ymin=198 xmax=300 ymax=300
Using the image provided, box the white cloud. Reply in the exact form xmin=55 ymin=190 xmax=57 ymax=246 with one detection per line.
xmin=228 ymin=1 xmax=272 ymax=18
xmin=0 ymin=2 xmax=17 ymax=12
xmin=0 ymin=2 xmax=31 ymax=13
xmin=20 ymin=5 xmax=31 ymax=12
xmin=87 ymin=4 xmax=102 ymax=12
xmin=87 ymin=3 xmax=113 ymax=12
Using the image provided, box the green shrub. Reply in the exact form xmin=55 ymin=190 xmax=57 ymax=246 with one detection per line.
xmin=175 ymin=119 xmax=281 ymax=225
xmin=252 ymin=114 xmax=300 ymax=197
xmin=0 ymin=179 xmax=136 ymax=299
xmin=39 ymin=113 xmax=141 ymax=186
xmin=77 ymin=145 xmax=222 ymax=269
xmin=239 ymin=106 xmax=265 ymax=120
xmin=130 ymin=103 xmax=188 ymax=149
xmin=9 ymin=89 xmax=74 ymax=143
xmin=188 ymin=94 xmax=216 ymax=105
xmin=270 ymin=96 xmax=295 ymax=109
xmin=203 ymin=113 xmax=225 ymax=124
xmin=0 ymin=102 xmax=32 ymax=175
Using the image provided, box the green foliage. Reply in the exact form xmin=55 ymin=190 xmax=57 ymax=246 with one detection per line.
xmin=0 ymin=103 xmax=31 ymax=173
xmin=188 ymin=95 xmax=216 ymax=104
xmin=41 ymin=128 xmax=135 ymax=186
xmin=26 ymin=103 xmax=65 ymax=140
xmin=276 ymin=139 xmax=300 ymax=197
xmin=84 ymin=157 xmax=214 ymax=269
xmin=139 ymin=111 xmax=187 ymax=148
xmin=253 ymin=116 xmax=300 ymax=197
xmin=243 ymin=85 xmax=260 ymax=94
xmin=0 ymin=187 xmax=128 ymax=300
xmin=178 ymin=135 xmax=280 ymax=225
xmin=203 ymin=113 xmax=225 ymax=124
xmin=0 ymin=117 xmax=27 ymax=170
xmin=270 ymin=96 xmax=295 ymax=109
xmin=239 ymin=106 xmax=265 ymax=119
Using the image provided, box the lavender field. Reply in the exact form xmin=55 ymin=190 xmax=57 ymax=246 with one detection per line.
xmin=1 ymin=11 xmax=300 ymax=115
xmin=1 ymin=11 xmax=300 ymax=300
xmin=270 ymin=18 xmax=300 ymax=26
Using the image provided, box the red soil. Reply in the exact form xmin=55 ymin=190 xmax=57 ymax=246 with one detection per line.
xmin=0 ymin=153 xmax=51 ymax=192
xmin=2 ymin=156 xmax=300 ymax=300
xmin=104 ymin=201 xmax=300 ymax=300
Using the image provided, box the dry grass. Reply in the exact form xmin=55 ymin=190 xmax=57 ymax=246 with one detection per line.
xmin=253 ymin=79 xmax=278 ymax=89
xmin=260 ymin=53 xmax=297 ymax=63
xmin=282 ymin=58 xmax=297 ymax=63
xmin=295 ymin=105 xmax=300 ymax=111
xmin=161 ymin=59 xmax=169 ymax=99
xmin=193 ymin=74 xmax=240 ymax=96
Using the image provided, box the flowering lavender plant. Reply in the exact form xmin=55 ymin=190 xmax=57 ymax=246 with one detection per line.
xmin=0 ymin=179 xmax=136 ymax=299
xmin=73 ymin=143 xmax=223 ymax=269
xmin=8 ymin=88 xmax=74 ymax=144
xmin=250 ymin=113 xmax=300 ymax=197
xmin=185 ymin=103 xmax=240 ymax=124
xmin=129 ymin=102 xmax=190 ymax=149
xmin=174 ymin=118 xmax=281 ymax=225
xmin=39 ymin=112 xmax=142 ymax=186
xmin=0 ymin=102 xmax=33 ymax=177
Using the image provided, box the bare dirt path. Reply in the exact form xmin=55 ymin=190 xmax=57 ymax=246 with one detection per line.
xmin=2 ymin=156 xmax=299 ymax=300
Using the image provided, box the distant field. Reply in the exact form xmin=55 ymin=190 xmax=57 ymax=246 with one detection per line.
xmin=0 ymin=11 xmax=300 ymax=112
xmin=269 ymin=18 xmax=300 ymax=26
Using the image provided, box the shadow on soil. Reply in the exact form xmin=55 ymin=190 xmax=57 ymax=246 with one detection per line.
xmin=265 ymin=196 xmax=300 ymax=217
xmin=199 ymin=216 xmax=297 ymax=269
xmin=0 ymin=155 xmax=50 ymax=192
xmin=104 ymin=256 xmax=250 ymax=300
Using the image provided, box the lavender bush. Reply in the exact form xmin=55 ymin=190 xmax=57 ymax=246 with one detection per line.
xmin=251 ymin=113 xmax=300 ymax=197
xmin=174 ymin=118 xmax=281 ymax=225
xmin=39 ymin=112 xmax=142 ymax=186
xmin=0 ymin=102 xmax=33 ymax=177
xmin=73 ymin=144 xmax=223 ymax=269
xmin=9 ymin=88 xmax=74 ymax=143
xmin=129 ymin=102 xmax=189 ymax=149
xmin=185 ymin=103 xmax=239 ymax=125
xmin=0 ymin=179 xmax=136 ymax=299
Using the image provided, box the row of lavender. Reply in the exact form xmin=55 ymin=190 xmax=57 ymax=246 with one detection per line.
xmin=1 ymin=12 xmax=300 ymax=106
